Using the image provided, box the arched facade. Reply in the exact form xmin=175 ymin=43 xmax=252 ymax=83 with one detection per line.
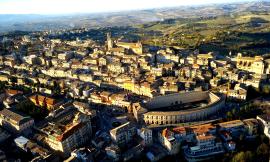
xmin=141 ymin=91 xmax=225 ymax=125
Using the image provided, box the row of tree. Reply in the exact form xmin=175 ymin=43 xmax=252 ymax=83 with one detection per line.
xmin=226 ymin=103 xmax=263 ymax=121
xmin=231 ymin=138 xmax=269 ymax=162
xmin=16 ymin=100 xmax=48 ymax=120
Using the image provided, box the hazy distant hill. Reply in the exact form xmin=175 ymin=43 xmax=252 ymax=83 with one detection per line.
xmin=0 ymin=1 xmax=269 ymax=33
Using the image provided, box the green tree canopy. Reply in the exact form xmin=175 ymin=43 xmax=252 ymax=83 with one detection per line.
xmin=256 ymin=143 xmax=269 ymax=161
xmin=231 ymin=151 xmax=254 ymax=162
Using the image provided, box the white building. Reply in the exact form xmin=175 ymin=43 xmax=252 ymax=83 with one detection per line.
xmin=137 ymin=127 xmax=153 ymax=146
xmin=227 ymin=84 xmax=247 ymax=101
xmin=110 ymin=122 xmax=136 ymax=147
xmin=158 ymin=128 xmax=180 ymax=155
xmin=184 ymin=134 xmax=224 ymax=162
xmin=257 ymin=114 xmax=270 ymax=139
xmin=58 ymin=52 xmax=74 ymax=61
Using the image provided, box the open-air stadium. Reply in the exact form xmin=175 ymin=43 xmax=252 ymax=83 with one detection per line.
xmin=141 ymin=91 xmax=225 ymax=125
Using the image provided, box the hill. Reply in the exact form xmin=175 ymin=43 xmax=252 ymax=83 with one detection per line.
xmin=0 ymin=1 xmax=269 ymax=33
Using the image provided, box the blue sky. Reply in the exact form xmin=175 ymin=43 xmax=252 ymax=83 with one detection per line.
xmin=0 ymin=0 xmax=252 ymax=14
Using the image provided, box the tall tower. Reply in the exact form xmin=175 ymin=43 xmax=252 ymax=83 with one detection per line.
xmin=107 ymin=32 xmax=113 ymax=50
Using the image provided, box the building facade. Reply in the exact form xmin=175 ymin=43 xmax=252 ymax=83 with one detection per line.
xmin=0 ymin=108 xmax=34 ymax=134
xmin=141 ymin=91 xmax=225 ymax=125
xmin=41 ymin=113 xmax=92 ymax=155
xmin=110 ymin=122 xmax=136 ymax=147
xmin=257 ymin=114 xmax=270 ymax=139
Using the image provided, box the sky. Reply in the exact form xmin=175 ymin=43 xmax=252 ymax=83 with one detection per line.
xmin=0 ymin=0 xmax=252 ymax=14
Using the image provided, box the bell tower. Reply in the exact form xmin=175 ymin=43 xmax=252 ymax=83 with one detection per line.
xmin=107 ymin=32 xmax=113 ymax=50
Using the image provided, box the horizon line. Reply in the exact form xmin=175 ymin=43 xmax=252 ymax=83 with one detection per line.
xmin=0 ymin=0 xmax=261 ymax=15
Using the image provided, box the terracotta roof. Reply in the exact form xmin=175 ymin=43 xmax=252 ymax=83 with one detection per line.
xmin=197 ymin=134 xmax=215 ymax=140
xmin=29 ymin=94 xmax=56 ymax=105
xmin=162 ymin=128 xmax=168 ymax=137
xmin=173 ymin=127 xmax=187 ymax=134
xmin=218 ymin=120 xmax=244 ymax=128
xmin=109 ymin=47 xmax=125 ymax=53
xmin=191 ymin=124 xmax=215 ymax=135
xmin=100 ymin=91 xmax=111 ymax=97
xmin=6 ymin=89 xmax=23 ymax=96
xmin=192 ymin=64 xmax=200 ymax=69
xmin=56 ymin=122 xmax=84 ymax=141
xmin=46 ymin=97 xmax=55 ymax=105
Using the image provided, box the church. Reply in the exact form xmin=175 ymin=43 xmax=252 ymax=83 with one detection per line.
xmin=106 ymin=33 xmax=143 ymax=55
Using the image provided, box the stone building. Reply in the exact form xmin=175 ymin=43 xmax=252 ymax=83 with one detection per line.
xmin=235 ymin=53 xmax=265 ymax=74
xmin=110 ymin=122 xmax=136 ymax=147
xmin=0 ymin=108 xmax=34 ymax=134
xmin=140 ymin=91 xmax=225 ymax=125
xmin=40 ymin=111 xmax=92 ymax=155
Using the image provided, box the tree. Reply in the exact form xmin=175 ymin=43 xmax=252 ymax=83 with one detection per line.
xmin=232 ymin=108 xmax=237 ymax=116
xmin=256 ymin=143 xmax=269 ymax=161
xmin=231 ymin=152 xmax=245 ymax=162
xmin=262 ymin=85 xmax=270 ymax=94
xmin=231 ymin=151 xmax=254 ymax=162
xmin=16 ymin=100 xmax=48 ymax=120
xmin=50 ymin=80 xmax=61 ymax=95
xmin=10 ymin=77 xmax=17 ymax=84
xmin=226 ymin=111 xmax=233 ymax=120
xmin=239 ymin=133 xmax=245 ymax=143
xmin=0 ymin=81 xmax=7 ymax=91
xmin=244 ymin=151 xmax=254 ymax=162
xmin=261 ymin=135 xmax=269 ymax=144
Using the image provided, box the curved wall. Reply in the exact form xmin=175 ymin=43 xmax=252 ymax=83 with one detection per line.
xmin=143 ymin=92 xmax=224 ymax=125
xmin=146 ymin=91 xmax=210 ymax=109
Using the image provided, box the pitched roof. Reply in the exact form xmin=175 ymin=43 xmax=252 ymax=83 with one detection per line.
xmin=29 ymin=94 xmax=56 ymax=105
xmin=0 ymin=108 xmax=32 ymax=125
xmin=6 ymin=89 xmax=23 ymax=96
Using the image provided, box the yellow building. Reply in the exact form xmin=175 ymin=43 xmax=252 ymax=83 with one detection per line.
xmin=139 ymin=82 xmax=152 ymax=97
xmin=0 ymin=74 xmax=9 ymax=82
xmin=197 ymin=53 xmax=214 ymax=66
xmin=29 ymin=94 xmax=61 ymax=111
xmin=106 ymin=33 xmax=143 ymax=55
xmin=116 ymin=42 xmax=143 ymax=55
xmin=123 ymin=81 xmax=135 ymax=92
xmin=123 ymin=81 xmax=153 ymax=98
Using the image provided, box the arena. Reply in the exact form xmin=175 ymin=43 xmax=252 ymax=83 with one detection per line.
xmin=140 ymin=91 xmax=225 ymax=125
